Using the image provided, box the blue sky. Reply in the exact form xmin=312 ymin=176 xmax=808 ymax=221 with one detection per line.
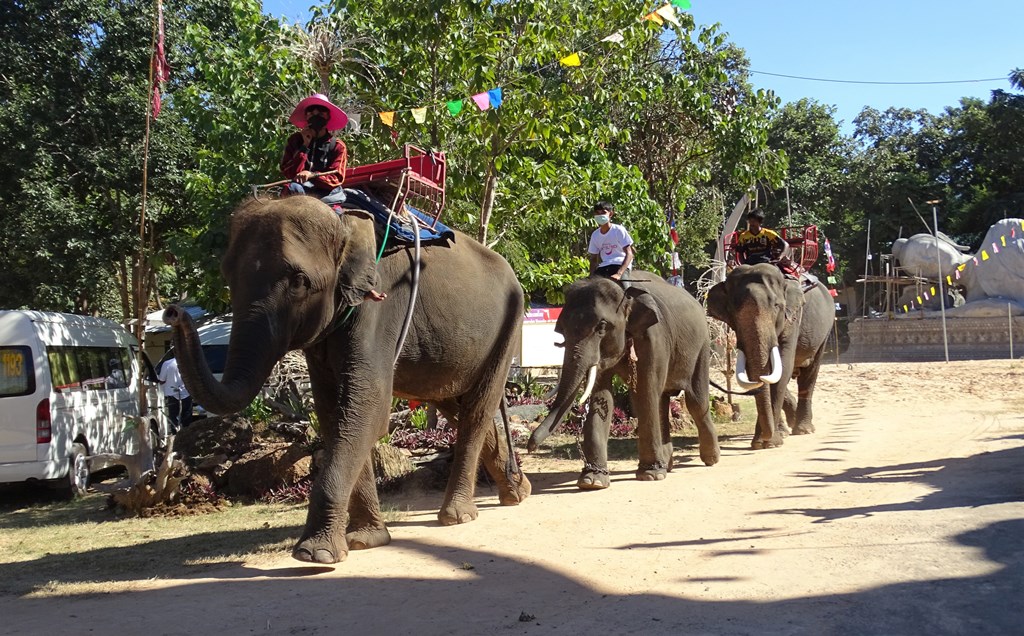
xmin=264 ymin=1 xmax=1023 ymax=133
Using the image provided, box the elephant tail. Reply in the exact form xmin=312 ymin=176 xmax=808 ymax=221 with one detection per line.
xmin=499 ymin=394 xmax=521 ymax=482
xmin=709 ymin=379 xmax=764 ymax=396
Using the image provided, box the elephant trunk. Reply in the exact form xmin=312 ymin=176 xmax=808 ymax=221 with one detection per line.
xmin=734 ymin=314 xmax=781 ymax=387
xmin=528 ymin=356 xmax=595 ymax=452
xmin=163 ymin=305 xmax=283 ymax=415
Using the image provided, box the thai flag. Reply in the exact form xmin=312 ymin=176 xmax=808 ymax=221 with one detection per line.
xmin=824 ymin=238 xmax=836 ymax=273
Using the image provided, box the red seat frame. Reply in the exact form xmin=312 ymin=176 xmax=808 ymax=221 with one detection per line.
xmin=344 ymin=144 xmax=447 ymax=228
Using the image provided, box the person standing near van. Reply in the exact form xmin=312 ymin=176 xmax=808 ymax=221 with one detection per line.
xmin=158 ymin=354 xmax=192 ymax=433
xmin=588 ymin=201 xmax=635 ymax=280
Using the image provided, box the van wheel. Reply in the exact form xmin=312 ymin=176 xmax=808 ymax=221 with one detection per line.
xmin=65 ymin=444 xmax=90 ymax=498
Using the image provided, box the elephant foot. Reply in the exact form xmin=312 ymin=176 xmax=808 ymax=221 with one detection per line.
xmin=499 ymin=473 xmax=532 ymax=505
xmin=438 ymin=500 xmax=479 ymax=526
xmin=791 ymin=423 xmax=815 ymax=435
xmin=700 ymin=445 xmax=721 ymax=466
xmin=751 ymin=434 xmax=785 ymax=450
xmin=292 ymin=535 xmax=347 ymax=564
xmin=777 ymin=422 xmax=792 ymax=437
xmin=635 ymin=461 xmax=668 ymax=481
xmin=345 ymin=525 xmax=391 ymax=551
xmin=577 ymin=465 xmax=610 ymax=490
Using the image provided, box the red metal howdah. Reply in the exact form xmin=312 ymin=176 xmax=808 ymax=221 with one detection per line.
xmin=344 ymin=144 xmax=447 ymax=229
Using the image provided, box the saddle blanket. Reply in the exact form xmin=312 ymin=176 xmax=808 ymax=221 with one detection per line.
xmin=336 ymin=187 xmax=455 ymax=245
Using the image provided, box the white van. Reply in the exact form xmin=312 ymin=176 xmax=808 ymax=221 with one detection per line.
xmin=156 ymin=316 xmax=231 ymax=417
xmin=0 ymin=310 xmax=167 ymax=496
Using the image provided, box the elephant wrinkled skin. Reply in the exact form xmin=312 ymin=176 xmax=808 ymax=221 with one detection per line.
xmin=706 ymin=264 xmax=835 ymax=449
xmin=164 ymin=197 xmax=530 ymax=564
xmin=528 ymin=272 xmax=720 ymax=488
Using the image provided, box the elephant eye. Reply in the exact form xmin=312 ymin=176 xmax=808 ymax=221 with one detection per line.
xmin=290 ymin=271 xmax=310 ymax=291
xmin=595 ymin=320 xmax=608 ymax=335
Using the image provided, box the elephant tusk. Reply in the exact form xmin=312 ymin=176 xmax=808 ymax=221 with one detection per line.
xmin=735 ymin=349 xmax=764 ymax=390
xmin=759 ymin=346 xmax=784 ymax=384
xmin=578 ymin=365 xmax=598 ymax=405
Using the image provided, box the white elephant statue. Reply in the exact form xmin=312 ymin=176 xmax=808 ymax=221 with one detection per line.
xmin=892 ymin=218 xmax=1024 ymax=316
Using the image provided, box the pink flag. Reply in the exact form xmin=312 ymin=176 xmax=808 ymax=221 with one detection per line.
xmin=992 ymin=241 xmax=1000 ymax=253
xmin=151 ymin=0 xmax=170 ymax=118
xmin=471 ymin=92 xmax=490 ymax=111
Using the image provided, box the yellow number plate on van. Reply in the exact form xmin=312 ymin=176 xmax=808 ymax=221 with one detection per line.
xmin=2 ymin=350 xmax=24 ymax=377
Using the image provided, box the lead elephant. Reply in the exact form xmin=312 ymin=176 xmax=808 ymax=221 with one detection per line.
xmin=164 ymin=196 xmax=530 ymax=564
xmin=527 ymin=272 xmax=720 ymax=489
xmin=706 ymin=264 xmax=835 ymax=449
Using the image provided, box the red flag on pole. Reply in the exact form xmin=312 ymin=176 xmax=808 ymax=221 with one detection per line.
xmin=151 ymin=0 xmax=170 ymax=117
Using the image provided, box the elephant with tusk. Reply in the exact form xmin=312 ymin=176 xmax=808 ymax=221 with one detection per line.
xmin=706 ymin=264 xmax=835 ymax=449
xmin=528 ymin=272 xmax=720 ymax=489
xmin=163 ymin=196 xmax=530 ymax=564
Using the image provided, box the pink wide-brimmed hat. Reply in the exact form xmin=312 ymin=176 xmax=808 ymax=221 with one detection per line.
xmin=289 ymin=94 xmax=348 ymax=131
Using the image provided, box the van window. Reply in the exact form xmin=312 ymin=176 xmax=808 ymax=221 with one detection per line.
xmin=46 ymin=346 xmax=135 ymax=392
xmin=0 ymin=346 xmax=35 ymax=397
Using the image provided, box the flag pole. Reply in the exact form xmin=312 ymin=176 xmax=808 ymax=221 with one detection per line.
xmin=135 ymin=0 xmax=160 ymax=422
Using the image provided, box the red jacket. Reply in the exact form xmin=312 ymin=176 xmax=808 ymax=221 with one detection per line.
xmin=280 ymin=131 xmax=346 ymax=190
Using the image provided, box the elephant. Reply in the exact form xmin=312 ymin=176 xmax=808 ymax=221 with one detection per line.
xmin=163 ymin=196 xmax=531 ymax=564
xmin=527 ymin=272 xmax=720 ymax=489
xmin=706 ymin=264 xmax=835 ymax=449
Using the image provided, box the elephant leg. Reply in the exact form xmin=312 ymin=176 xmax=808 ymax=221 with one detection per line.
xmin=437 ymin=384 xmax=512 ymax=525
xmin=751 ymin=383 xmax=782 ymax=450
xmin=578 ymin=378 xmax=614 ymax=490
xmin=346 ymin=457 xmax=391 ymax=550
xmin=782 ymin=385 xmax=798 ymax=431
xmin=472 ymin=404 xmax=532 ymax=506
xmin=634 ymin=380 xmax=670 ymax=481
xmin=683 ymin=388 xmax=720 ymax=467
xmin=293 ymin=351 xmax=391 ymax=564
xmin=793 ymin=346 xmax=825 ymax=435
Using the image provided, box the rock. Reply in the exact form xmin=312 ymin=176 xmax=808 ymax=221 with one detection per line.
xmin=372 ymin=443 xmax=415 ymax=485
xmin=713 ymin=400 xmax=733 ymax=419
xmin=174 ymin=416 xmax=253 ymax=462
xmin=224 ymin=442 xmax=312 ymax=497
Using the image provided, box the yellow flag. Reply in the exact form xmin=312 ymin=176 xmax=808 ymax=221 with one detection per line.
xmin=930 ymin=286 xmax=936 ymax=296
xmin=981 ymin=250 xmax=990 ymax=261
xmin=903 ymin=305 xmax=908 ymax=313
xmin=917 ymin=296 xmax=923 ymax=304
xmin=1001 ymin=235 xmax=1007 ymax=247
xmin=559 ymin=53 xmax=581 ymax=67
xmin=957 ymin=264 xmax=966 ymax=271
xmin=654 ymin=3 xmax=680 ymax=26
xmin=411 ymin=107 xmax=427 ymax=124
xmin=644 ymin=10 xmax=665 ymax=25
xmin=379 ymin=111 xmax=395 ymax=127
xmin=946 ymin=275 xmax=952 ymax=286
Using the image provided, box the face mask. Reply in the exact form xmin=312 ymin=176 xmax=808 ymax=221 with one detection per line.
xmin=594 ymin=214 xmax=610 ymax=226
xmin=307 ymin=115 xmax=328 ymax=131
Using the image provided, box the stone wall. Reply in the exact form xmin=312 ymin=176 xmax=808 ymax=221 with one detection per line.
xmin=845 ymin=316 xmax=1024 ymax=362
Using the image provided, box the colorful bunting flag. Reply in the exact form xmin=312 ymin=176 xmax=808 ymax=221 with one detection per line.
xmin=559 ymin=53 xmax=582 ymax=67
xmin=151 ymin=0 xmax=170 ymax=118
xmin=655 ymin=3 xmax=681 ymax=26
xmin=643 ymin=10 xmax=665 ymax=25
xmin=447 ymin=100 xmax=464 ymax=116
xmin=410 ymin=107 xmax=427 ymax=124
xmin=992 ymin=241 xmax=1000 ymax=254
xmin=471 ymin=92 xmax=491 ymax=111
xmin=958 ymin=263 xmax=966 ymax=271
xmin=981 ymin=250 xmax=990 ymax=261
xmin=488 ymin=87 xmax=503 ymax=109
xmin=972 ymin=257 xmax=979 ymax=266
xmin=348 ymin=112 xmax=361 ymax=132
xmin=1001 ymin=235 xmax=1007 ymax=247
xmin=917 ymin=296 xmax=923 ymax=304
xmin=903 ymin=304 xmax=909 ymax=313
xmin=379 ymin=111 xmax=395 ymax=127
xmin=601 ymin=31 xmax=625 ymax=43
xmin=946 ymin=275 xmax=953 ymax=286
xmin=827 ymin=276 xmax=837 ymax=285
xmin=824 ymin=238 xmax=836 ymax=273
xmin=955 ymin=269 xmax=961 ymax=280
xmin=930 ymin=286 xmax=936 ymax=296
xmin=1012 ymin=227 xmax=1017 ymax=238
xmin=671 ymin=0 xmax=692 ymax=8
xmin=670 ymin=228 xmax=679 ymax=244
xmin=924 ymin=292 xmax=930 ymax=300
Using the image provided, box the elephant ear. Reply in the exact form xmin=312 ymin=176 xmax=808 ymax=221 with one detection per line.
xmin=782 ymin=279 xmax=805 ymax=325
xmin=705 ymin=281 xmax=731 ymax=327
xmin=624 ymin=287 xmax=661 ymax=337
xmin=335 ymin=211 xmax=380 ymax=307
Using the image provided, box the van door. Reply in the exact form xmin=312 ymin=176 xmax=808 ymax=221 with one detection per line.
xmin=0 ymin=345 xmax=40 ymax=463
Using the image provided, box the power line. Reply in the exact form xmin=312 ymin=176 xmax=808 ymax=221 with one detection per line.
xmin=750 ymin=70 xmax=1008 ymax=86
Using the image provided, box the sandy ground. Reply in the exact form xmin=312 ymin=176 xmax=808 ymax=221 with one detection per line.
xmin=3 ymin=360 xmax=1024 ymax=635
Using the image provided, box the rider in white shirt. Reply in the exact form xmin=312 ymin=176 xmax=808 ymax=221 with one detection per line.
xmin=587 ymin=201 xmax=635 ymax=281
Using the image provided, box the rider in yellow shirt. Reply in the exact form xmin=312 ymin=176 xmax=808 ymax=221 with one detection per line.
xmin=732 ymin=208 xmax=792 ymax=268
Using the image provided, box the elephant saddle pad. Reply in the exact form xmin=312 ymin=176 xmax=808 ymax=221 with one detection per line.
xmin=334 ymin=187 xmax=456 ymax=246
xmin=797 ymin=271 xmax=821 ymax=293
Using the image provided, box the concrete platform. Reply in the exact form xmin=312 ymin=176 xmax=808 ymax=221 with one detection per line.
xmin=845 ymin=316 xmax=1023 ymax=362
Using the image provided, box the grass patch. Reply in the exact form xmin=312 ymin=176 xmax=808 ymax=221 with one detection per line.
xmin=0 ymin=491 xmax=307 ymax=598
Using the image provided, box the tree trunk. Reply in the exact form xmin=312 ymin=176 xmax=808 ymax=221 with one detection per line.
xmin=477 ymin=161 xmax=498 ymax=245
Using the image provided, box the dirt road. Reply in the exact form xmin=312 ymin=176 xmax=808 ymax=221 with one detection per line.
xmin=4 ymin=361 xmax=1024 ymax=635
